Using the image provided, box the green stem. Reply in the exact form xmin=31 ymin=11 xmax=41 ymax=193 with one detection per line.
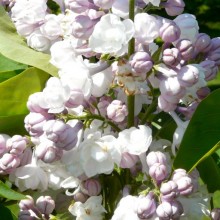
xmin=127 ymin=0 xmax=136 ymax=128
xmin=58 ymin=113 xmax=121 ymax=132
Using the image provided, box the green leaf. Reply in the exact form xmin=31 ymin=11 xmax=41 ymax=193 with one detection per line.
xmin=0 ymin=6 xmax=58 ymax=76
xmin=0 ymin=204 xmax=15 ymax=220
xmin=5 ymin=203 xmax=19 ymax=220
xmin=0 ymin=53 xmax=27 ymax=73
xmin=197 ymin=156 xmax=220 ymax=192
xmin=174 ymin=89 xmax=220 ymax=171
xmin=0 ymin=67 xmax=49 ymax=135
xmin=213 ymin=190 xmax=220 ymax=208
xmin=0 ymin=181 xmax=26 ymax=200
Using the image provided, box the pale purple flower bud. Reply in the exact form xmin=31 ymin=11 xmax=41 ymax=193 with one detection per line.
xmin=211 ymin=208 xmax=220 ymax=220
xmin=19 ymin=196 xmax=35 ymax=211
xmin=194 ymin=33 xmax=212 ymax=53
xmin=27 ymin=92 xmax=46 ymax=114
xmin=6 ymin=135 xmax=27 ymax=156
xmin=18 ymin=210 xmax=35 ymax=220
xmin=24 ymin=112 xmax=54 ymax=137
xmin=36 ymin=196 xmax=55 ymax=216
xmin=129 ymin=51 xmax=153 ymax=76
xmin=96 ymin=97 xmax=112 ymax=117
xmin=162 ymin=48 xmax=181 ymax=66
xmin=137 ymin=192 xmax=156 ymax=219
xmin=93 ymin=0 xmax=115 ymax=9
xmin=176 ymin=102 xmax=199 ymax=119
xmin=65 ymin=0 xmax=97 ymax=13
xmin=207 ymin=50 xmax=220 ymax=66
xmin=65 ymin=89 xmax=84 ymax=108
xmin=73 ymin=192 xmax=89 ymax=203
xmin=160 ymin=21 xmax=181 ymax=43
xmin=0 ymin=134 xmax=10 ymax=157
xmin=159 ymin=77 xmax=185 ymax=102
xmin=72 ymin=15 xmax=96 ymax=40
xmin=176 ymin=39 xmax=194 ymax=60
xmin=149 ymin=163 xmax=168 ymax=182
xmin=163 ymin=0 xmax=185 ymax=16
xmin=156 ymin=200 xmax=183 ymax=219
xmin=160 ymin=181 xmax=179 ymax=201
xmin=177 ymin=65 xmax=199 ymax=87
xmin=200 ymin=60 xmax=218 ymax=81
xmin=171 ymin=169 xmax=194 ymax=196
xmin=158 ymin=95 xmax=177 ymax=112
xmin=120 ymin=152 xmax=139 ymax=168
xmin=43 ymin=119 xmax=81 ymax=151
xmin=35 ymin=140 xmax=63 ymax=163
xmin=146 ymin=151 xmax=167 ymax=167
xmin=84 ymin=179 xmax=101 ymax=196
xmin=196 ymin=86 xmax=210 ymax=100
xmin=107 ymin=100 xmax=128 ymax=123
xmin=0 ymin=153 xmax=20 ymax=174
xmin=20 ymin=148 xmax=33 ymax=166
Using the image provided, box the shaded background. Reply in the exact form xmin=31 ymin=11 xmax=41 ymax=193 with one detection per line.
xmin=184 ymin=0 xmax=220 ymax=37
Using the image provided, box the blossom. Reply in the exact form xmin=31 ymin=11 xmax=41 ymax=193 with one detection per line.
xmin=117 ymin=125 xmax=152 ymax=155
xmin=69 ymin=195 xmax=106 ymax=220
xmin=143 ymin=0 xmax=160 ymax=6
xmin=89 ymin=14 xmax=134 ymax=56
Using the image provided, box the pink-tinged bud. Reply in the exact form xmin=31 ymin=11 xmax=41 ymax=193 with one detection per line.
xmin=36 ymin=196 xmax=55 ymax=216
xmin=43 ymin=119 xmax=81 ymax=151
xmin=35 ymin=140 xmax=63 ymax=163
xmin=171 ymin=169 xmax=194 ymax=196
xmin=24 ymin=112 xmax=54 ymax=137
xmin=96 ymin=97 xmax=112 ymax=117
xmin=194 ymin=33 xmax=212 ymax=53
xmin=93 ymin=0 xmax=115 ymax=9
xmin=107 ymin=100 xmax=128 ymax=123
xmin=146 ymin=151 xmax=167 ymax=167
xmin=120 ymin=152 xmax=139 ymax=168
xmin=158 ymin=95 xmax=177 ymax=112
xmin=0 ymin=153 xmax=20 ymax=174
xmin=65 ymin=89 xmax=84 ymax=108
xmin=160 ymin=21 xmax=181 ymax=43
xmin=72 ymin=15 xmax=96 ymax=40
xmin=177 ymin=65 xmax=199 ymax=87
xmin=73 ymin=192 xmax=89 ymax=203
xmin=163 ymin=48 xmax=181 ymax=66
xmin=7 ymin=135 xmax=27 ymax=156
xmin=196 ymin=86 xmax=210 ymax=100
xmin=27 ymin=92 xmax=47 ymax=114
xmin=160 ymin=181 xmax=179 ymax=201
xmin=200 ymin=60 xmax=218 ymax=81
xmin=0 ymin=134 xmax=10 ymax=157
xmin=156 ymin=200 xmax=183 ymax=219
xmin=137 ymin=192 xmax=156 ymax=219
xmin=211 ymin=208 xmax=220 ymax=220
xmin=149 ymin=163 xmax=168 ymax=182
xmin=176 ymin=39 xmax=194 ymax=61
xmin=84 ymin=179 xmax=101 ymax=196
xmin=19 ymin=196 xmax=35 ymax=211
xmin=163 ymin=0 xmax=185 ymax=16
xmin=129 ymin=51 xmax=153 ymax=76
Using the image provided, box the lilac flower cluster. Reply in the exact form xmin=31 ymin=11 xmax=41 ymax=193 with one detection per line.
xmin=1 ymin=0 xmax=220 ymax=219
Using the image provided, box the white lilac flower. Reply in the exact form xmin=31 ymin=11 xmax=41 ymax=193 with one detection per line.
xmin=9 ymin=156 xmax=48 ymax=192
xmin=89 ymin=14 xmax=134 ymax=56
xmin=111 ymin=195 xmax=139 ymax=220
xmin=79 ymin=133 xmax=121 ymax=178
xmin=69 ymin=195 xmax=106 ymax=220
xmin=117 ymin=125 xmax=152 ymax=155
xmin=134 ymin=13 xmax=160 ymax=44
xmin=112 ymin=0 xmax=129 ymax=19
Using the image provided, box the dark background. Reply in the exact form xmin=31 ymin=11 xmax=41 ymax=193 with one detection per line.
xmin=184 ymin=0 xmax=220 ymax=37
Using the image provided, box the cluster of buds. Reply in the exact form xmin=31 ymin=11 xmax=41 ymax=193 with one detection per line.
xmin=18 ymin=195 xmax=55 ymax=220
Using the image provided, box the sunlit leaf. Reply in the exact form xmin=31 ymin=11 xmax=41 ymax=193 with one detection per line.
xmin=0 ymin=6 xmax=58 ymax=76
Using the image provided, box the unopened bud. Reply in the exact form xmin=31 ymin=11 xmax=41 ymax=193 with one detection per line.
xmin=160 ymin=21 xmax=180 ymax=42
xmin=149 ymin=163 xmax=168 ymax=182
xmin=7 ymin=135 xmax=27 ymax=156
xmin=163 ymin=48 xmax=180 ymax=66
xmin=163 ymin=0 xmax=185 ymax=16
xmin=146 ymin=151 xmax=167 ymax=167
xmin=36 ymin=196 xmax=55 ymax=216
xmin=19 ymin=196 xmax=35 ymax=211
xmin=84 ymin=179 xmax=101 ymax=196
xmin=0 ymin=153 xmax=20 ymax=174
xmin=176 ymin=39 xmax=194 ymax=61
xmin=211 ymin=208 xmax=220 ymax=220
xmin=160 ymin=181 xmax=179 ymax=201
xmin=194 ymin=33 xmax=212 ymax=53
